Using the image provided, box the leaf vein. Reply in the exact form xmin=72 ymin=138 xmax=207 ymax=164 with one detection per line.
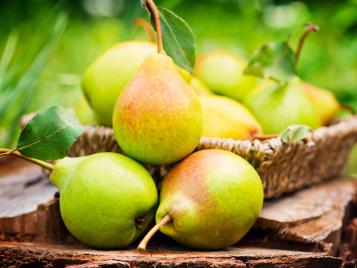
xmin=17 ymin=121 xmax=73 ymax=151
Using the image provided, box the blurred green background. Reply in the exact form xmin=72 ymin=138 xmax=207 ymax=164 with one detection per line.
xmin=0 ymin=0 xmax=357 ymax=150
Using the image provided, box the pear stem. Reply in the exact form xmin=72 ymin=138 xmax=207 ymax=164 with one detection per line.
xmin=134 ymin=19 xmax=156 ymax=43
xmin=143 ymin=0 xmax=164 ymax=54
xmin=0 ymin=148 xmax=54 ymax=171
xmin=294 ymin=23 xmax=319 ymax=68
xmin=137 ymin=214 xmax=171 ymax=251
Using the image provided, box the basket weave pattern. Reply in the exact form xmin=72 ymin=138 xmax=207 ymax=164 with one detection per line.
xmin=68 ymin=116 xmax=357 ymax=199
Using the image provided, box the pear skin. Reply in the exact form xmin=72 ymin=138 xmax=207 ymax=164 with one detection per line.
xmin=74 ymin=97 xmax=98 ymax=125
xmin=113 ymin=53 xmax=202 ymax=165
xmin=200 ymin=95 xmax=262 ymax=139
xmin=50 ymin=152 xmax=158 ymax=249
xmin=302 ymin=82 xmax=340 ymax=125
xmin=246 ymin=77 xmax=320 ymax=134
xmin=194 ymin=51 xmax=258 ymax=101
xmin=155 ymin=149 xmax=264 ymax=250
xmin=242 ymin=79 xmax=276 ymax=103
xmin=81 ymin=41 xmax=156 ymax=125
xmin=190 ymin=77 xmax=212 ymax=96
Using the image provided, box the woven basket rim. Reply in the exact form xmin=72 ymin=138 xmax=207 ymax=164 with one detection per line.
xmin=81 ymin=115 xmax=357 ymax=145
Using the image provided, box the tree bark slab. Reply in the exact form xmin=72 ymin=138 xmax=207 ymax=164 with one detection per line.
xmin=256 ymin=179 xmax=357 ymax=255
xmin=0 ymin=241 xmax=342 ymax=268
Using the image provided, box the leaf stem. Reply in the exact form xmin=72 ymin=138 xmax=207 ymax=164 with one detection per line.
xmin=143 ymin=0 xmax=164 ymax=54
xmin=137 ymin=214 xmax=171 ymax=251
xmin=0 ymin=150 xmax=14 ymax=156
xmin=0 ymin=148 xmax=54 ymax=171
xmin=134 ymin=19 xmax=156 ymax=43
xmin=294 ymin=23 xmax=319 ymax=68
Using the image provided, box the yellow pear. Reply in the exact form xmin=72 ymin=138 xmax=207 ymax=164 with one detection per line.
xmin=200 ymin=95 xmax=262 ymax=139
xmin=302 ymin=82 xmax=340 ymax=125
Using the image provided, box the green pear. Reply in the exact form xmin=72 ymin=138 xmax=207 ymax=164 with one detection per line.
xmin=241 ymin=79 xmax=276 ymax=103
xmin=81 ymin=41 xmax=157 ymax=125
xmin=74 ymin=96 xmax=98 ymax=125
xmin=245 ymin=77 xmax=320 ymax=134
xmin=194 ymin=51 xmax=258 ymax=101
xmin=138 ymin=149 xmax=264 ymax=250
xmin=50 ymin=152 xmax=158 ymax=249
xmin=302 ymin=82 xmax=340 ymax=125
xmin=113 ymin=53 xmax=202 ymax=165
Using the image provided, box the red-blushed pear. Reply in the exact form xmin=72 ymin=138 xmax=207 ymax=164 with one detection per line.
xmin=138 ymin=149 xmax=264 ymax=250
xmin=112 ymin=0 xmax=201 ymax=165
xmin=113 ymin=53 xmax=201 ymax=165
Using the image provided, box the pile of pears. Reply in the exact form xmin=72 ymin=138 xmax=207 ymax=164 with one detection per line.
xmin=53 ymin=39 xmax=265 ymax=249
xmin=59 ymin=2 xmax=342 ymax=251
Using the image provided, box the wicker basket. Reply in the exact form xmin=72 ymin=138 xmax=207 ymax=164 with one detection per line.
xmin=67 ymin=116 xmax=357 ymax=199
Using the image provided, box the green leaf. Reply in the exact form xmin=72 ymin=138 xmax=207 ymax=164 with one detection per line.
xmin=156 ymin=7 xmax=196 ymax=72
xmin=16 ymin=106 xmax=83 ymax=160
xmin=244 ymin=41 xmax=296 ymax=83
xmin=279 ymin=125 xmax=312 ymax=143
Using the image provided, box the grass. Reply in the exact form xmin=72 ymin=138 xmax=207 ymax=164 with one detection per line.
xmin=0 ymin=11 xmax=68 ymax=147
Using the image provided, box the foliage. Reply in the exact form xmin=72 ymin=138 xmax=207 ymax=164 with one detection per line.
xmin=244 ymin=41 xmax=296 ymax=83
xmin=0 ymin=9 xmax=68 ymax=147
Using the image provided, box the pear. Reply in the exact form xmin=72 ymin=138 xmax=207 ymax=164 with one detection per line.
xmin=194 ymin=51 xmax=258 ymax=101
xmin=81 ymin=41 xmax=156 ymax=125
xmin=242 ymin=79 xmax=276 ymax=103
xmin=190 ymin=77 xmax=212 ymax=96
xmin=74 ymin=96 xmax=98 ymax=125
xmin=113 ymin=53 xmax=202 ymax=165
xmin=200 ymin=95 xmax=262 ymax=139
xmin=302 ymin=82 xmax=340 ymax=125
xmin=138 ymin=149 xmax=264 ymax=250
xmin=50 ymin=152 xmax=158 ymax=248
xmin=245 ymin=77 xmax=320 ymax=134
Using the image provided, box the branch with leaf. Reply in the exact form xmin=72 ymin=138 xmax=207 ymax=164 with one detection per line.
xmin=0 ymin=106 xmax=83 ymax=170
